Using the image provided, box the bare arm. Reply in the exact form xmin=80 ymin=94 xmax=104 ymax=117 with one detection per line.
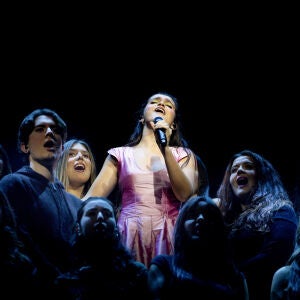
xmin=152 ymin=118 xmax=198 ymax=202
xmin=163 ymin=146 xmax=198 ymax=202
xmin=82 ymin=155 xmax=118 ymax=200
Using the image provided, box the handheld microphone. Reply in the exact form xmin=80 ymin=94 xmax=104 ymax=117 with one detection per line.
xmin=153 ymin=117 xmax=167 ymax=146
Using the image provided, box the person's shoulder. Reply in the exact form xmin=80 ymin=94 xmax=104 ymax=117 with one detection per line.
xmin=108 ymin=146 xmax=128 ymax=152
xmin=132 ymin=260 xmax=147 ymax=269
xmin=108 ymin=146 xmax=132 ymax=160
xmin=108 ymin=146 xmax=127 ymax=153
xmin=0 ymin=167 xmax=31 ymax=189
xmin=273 ymin=265 xmax=290 ymax=281
xmin=271 ymin=265 xmax=290 ymax=297
xmin=125 ymin=260 xmax=148 ymax=282
xmin=150 ymin=254 xmax=172 ymax=268
xmin=129 ymin=260 xmax=148 ymax=274
xmin=274 ymin=204 xmax=299 ymax=224
xmin=0 ymin=172 xmax=16 ymax=185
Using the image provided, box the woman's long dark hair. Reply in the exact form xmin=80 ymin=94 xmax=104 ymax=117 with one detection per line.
xmin=169 ymin=195 xmax=247 ymax=299
xmin=172 ymin=195 xmax=235 ymax=280
xmin=125 ymin=92 xmax=192 ymax=168
xmin=217 ymin=149 xmax=293 ymax=231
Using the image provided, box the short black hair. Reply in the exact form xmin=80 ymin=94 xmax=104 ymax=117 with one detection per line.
xmin=17 ymin=108 xmax=67 ymax=153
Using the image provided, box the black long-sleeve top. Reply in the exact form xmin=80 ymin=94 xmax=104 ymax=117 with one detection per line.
xmin=229 ymin=205 xmax=298 ymax=300
xmin=0 ymin=166 xmax=82 ymax=276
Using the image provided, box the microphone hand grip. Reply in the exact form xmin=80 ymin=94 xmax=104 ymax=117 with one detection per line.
xmin=154 ymin=117 xmax=167 ymax=146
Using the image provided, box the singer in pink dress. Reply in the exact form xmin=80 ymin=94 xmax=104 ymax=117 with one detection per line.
xmin=84 ymin=92 xmax=201 ymax=267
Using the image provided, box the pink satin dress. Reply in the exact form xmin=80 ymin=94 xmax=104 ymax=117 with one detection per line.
xmin=108 ymin=146 xmax=188 ymax=267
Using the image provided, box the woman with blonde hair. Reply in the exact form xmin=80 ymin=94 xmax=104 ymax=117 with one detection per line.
xmin=56 ymin=139 xmax=97 ymax=199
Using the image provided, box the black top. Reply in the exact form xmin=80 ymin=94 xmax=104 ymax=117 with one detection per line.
xmin=0 ymin=166 xmax=82 ymax=291
xmin=229 ymin=205 xmax=299 ymax=300
xmin=151 ymin=254 xmax=247 ymax=300
xmin=54 ymin=260 xmax=149 ymax=300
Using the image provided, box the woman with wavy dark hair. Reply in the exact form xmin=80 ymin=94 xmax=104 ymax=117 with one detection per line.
xmin=216 ymin=149 xmax=298 ymax=300
xmin=83 ymin=92 xmax=202 ymax=267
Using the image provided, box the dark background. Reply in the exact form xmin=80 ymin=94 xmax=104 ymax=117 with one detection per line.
xmin=1 ymin=8 xmax=299 ymax=200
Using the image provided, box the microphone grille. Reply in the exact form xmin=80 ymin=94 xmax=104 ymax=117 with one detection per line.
xmin=154 ymin=117 xmax=163 ymax=123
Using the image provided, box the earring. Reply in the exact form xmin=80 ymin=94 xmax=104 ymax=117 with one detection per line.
xmin=22 ymin=144 xmax=29 ymax=153
xmin=170 ymin=123 xmax=177 ymax=130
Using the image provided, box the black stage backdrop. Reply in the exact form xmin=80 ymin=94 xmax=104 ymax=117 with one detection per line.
xmin=1 ymin=14 xmax=299 ymax=205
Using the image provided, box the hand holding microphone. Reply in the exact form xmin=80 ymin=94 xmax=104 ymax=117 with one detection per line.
xmin=153 ymin=117 xmax=167 ymax=147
